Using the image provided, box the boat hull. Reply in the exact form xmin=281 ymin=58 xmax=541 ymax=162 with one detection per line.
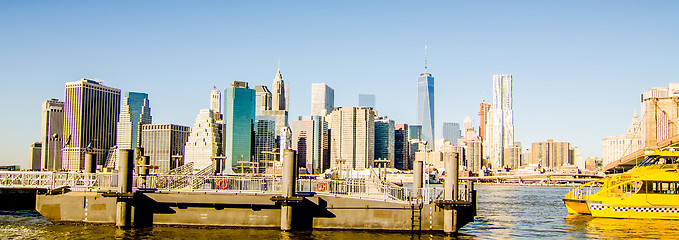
xmin=563 ymin=198 xmax=591 ymax=215
xmin=589 ymin=203 xmax=679 ymax=220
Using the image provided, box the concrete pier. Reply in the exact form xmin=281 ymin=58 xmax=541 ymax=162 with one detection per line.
xmin=84 ymin=153 xmax=96 ymax=174
xmin=30 ymin=152 xmax=476 ymax=233
xmin=116 ymin=149 xmax=133 ymax=229
xmin=444 ymin=153 xmax=459 ymax=234
xmin=413 ymin=160 xmax=423 ymax=200
xmin=280 ymin=149 xmax=296 ymax=231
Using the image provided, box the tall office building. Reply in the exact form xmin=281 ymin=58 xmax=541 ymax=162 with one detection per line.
xmin=40 ymin=99 xmax=64 ymax=170
xmin=394 ymin=124 xmax=410 ymax=170
xmin=417 ymin=47 xmax=435 ymax=149
xmin=409 ymin=125 xmax=422 ymax=141
xmin=117 ymin=92 xmax=151 ymax=150
xmin=442 ymin=122 xmax=462 ymax=143
xmin=504 ymin=143 xmax=522 ymax=169
xmin=602 ymin=111 xmax=643 ymax=166
xmin=272 ymin=69 xmax=289 ymax=111
xmin=30 ymin=142 xmax=42 ymax=170
xmin=62 ymin=78 xmax=121 ymax=170
xmin=261 ymin=110 xmax=288 ymax=136
xmin=141 ymin=124 xmax=190 ymax=173
xmin=224 ymin=81 xmax=255 ymax=172
xmin=211 ymin=86 xmax=221 ymax=115
xmin=290 ymin=116 xmax=329 ymax=174
xmin=184 ymin=109 xmax=222 ymax=171
xmin=532 ymin=139 xmax=572 ymax=170
xmin=487 ymin=74 xmax=514 ymax=169
xmin=458 ymin=116 xmax=483 ymax=173
xmin=254 ymin=116 xmax=277 ymax=172
xmin=311 ymin=83 xmax=334 ymax=116
xmin=358 ymin=94 xmax=376 ymax=109
xmin=327 ymin=107 xmax=376 ymax=171
xmin=374 ymin=117 xmax=395 ymax=167
xmin=254 ymin=85 xmax=272 ymax=116
xmin=478 ymin=101 xmax=491 ymax=141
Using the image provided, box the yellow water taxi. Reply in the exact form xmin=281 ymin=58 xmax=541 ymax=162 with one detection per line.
xmin=564 ymin=149 xmax=679 ymax=219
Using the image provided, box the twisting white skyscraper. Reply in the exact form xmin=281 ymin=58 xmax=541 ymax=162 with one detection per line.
xmin=417 ymin=46 xmax=435 ymax=150
xmin=488 ymin=74 xmax=514 ymax=169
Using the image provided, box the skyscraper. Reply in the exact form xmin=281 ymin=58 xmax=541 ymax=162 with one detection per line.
xmin=141 ymin=124 xmax=190 ymax=173
xmin=442 ymin=122 xmax=462 ymax=143
xmin=327 ymin=107 xmax=375 ymax=171
xmin=394 ymin=124 xmax=410 ymax=170
xmin=62 ymin=78 xmax=121 ymax=170
xmin=488 ymin=74 xmax=514 ymax=169
xmin=254 ymin=116 xmax=276 ymax=172
xmin=358 ymin=94 xmax=376 ymax=109
xmin=211 ymin=86 xmax=221 ymax=115
xmin=532 ymin=139 xmax=572 ymax=170
xmin=224 ymin=81 xmax=255 ymax=172
xmin=417 ymin=46 xmax=435 ymax=149
xmin=311 ymin=83 xmax=334 ymax=116
xmin=40 ymin=99 xmax=63 ymax=170
xmin=374 ymin=117 xmax=395 ymax=167
xmin=272 ymin=69 xmax=288 ymax=111
xmin=30 ymin=142 xmax=42 ymax=170
xmin=117 ymin=92 xmax=151 ymax=150
xmin=290 ymin=116 xmax=329 ymax=174
xmin=409 ymin=125 xmax=422 ymax=140
xmin=254 ymin=85 xmax=272 ymax=116
xmin=184 ymin=109 xmax=221 ymax=171
xmin=478 ymin=101 xmax=491 ymax=141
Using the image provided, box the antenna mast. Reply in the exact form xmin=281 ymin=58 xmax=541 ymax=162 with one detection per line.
xmin=424 ymin=45 xmax=428 ymax=74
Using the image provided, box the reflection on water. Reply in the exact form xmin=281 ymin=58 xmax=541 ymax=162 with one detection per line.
xmin=3 ymin=185 xmax=679 ymax=239
xmin=565 ymin=214 xmax=679 ymax=239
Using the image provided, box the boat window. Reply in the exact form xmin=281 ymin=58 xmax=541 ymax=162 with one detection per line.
xmin=619 ymin=182 xmax=639 ymax=194
xmin=638 ymin=156 xmax=679 ymax=166
xmin=641 ymin=181 xmax=679 ymax=194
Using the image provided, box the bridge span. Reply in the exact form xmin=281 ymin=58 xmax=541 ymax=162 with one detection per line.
xmin=462 ymin=172 xmax=603 ymax=184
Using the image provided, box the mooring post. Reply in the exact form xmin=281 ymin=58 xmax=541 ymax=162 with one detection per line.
xmin=116 ymin=149 xmax=133 ymax=228
xmin=413 ymin=160 xmax=423 ymax=201
xmin=84 ymin=153 xmax=96 ymax=173
xmin=280 ymin=149 xmax=296 ymax=231
xmin=444 ymin=152 xmax=459 ymax=234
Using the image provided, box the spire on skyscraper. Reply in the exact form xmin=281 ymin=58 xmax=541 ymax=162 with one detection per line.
xmin=424 ymin=45 xmax=428 ymax=74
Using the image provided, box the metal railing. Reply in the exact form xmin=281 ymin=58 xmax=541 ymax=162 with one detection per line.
xmin=296 ymin=178 xmax=411 ymax=202
xmin=0 ymin=171 xmax=116 ymax=191
xmin=0 ymin=171 xmax=474 ymax=204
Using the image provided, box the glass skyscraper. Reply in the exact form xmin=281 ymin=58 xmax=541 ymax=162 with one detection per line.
xmin=224 ymin=81 xmax=255 ymax=172
xmin=442 ymin=122 xmax=461 ymax=143
xmin=374 ymin=117 xmax=395 ymax=166
xmin=358 ymin=94 xmax=376 ymax=109
xmin=117 ymin=92 xmax=151 ymax=150
xmin=417 ymin=72 xmax=434 ymax=149
xmin=311 ymin=83 xmax=334 ymax=116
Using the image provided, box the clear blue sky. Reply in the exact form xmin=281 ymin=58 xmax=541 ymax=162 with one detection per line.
xmin=1 ymin=1 xmax=677 ymax=168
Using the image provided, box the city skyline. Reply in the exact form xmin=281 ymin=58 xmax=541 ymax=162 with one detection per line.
xmin=1 ymin=1 xmax=678 ymax=168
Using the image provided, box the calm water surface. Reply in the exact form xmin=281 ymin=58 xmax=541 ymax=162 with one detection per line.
xmin=2 ymin=185 xmax=678 ymax=239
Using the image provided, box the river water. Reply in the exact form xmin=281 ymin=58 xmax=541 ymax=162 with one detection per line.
xmin=2 ymin=185 xmax=678 ymax=239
